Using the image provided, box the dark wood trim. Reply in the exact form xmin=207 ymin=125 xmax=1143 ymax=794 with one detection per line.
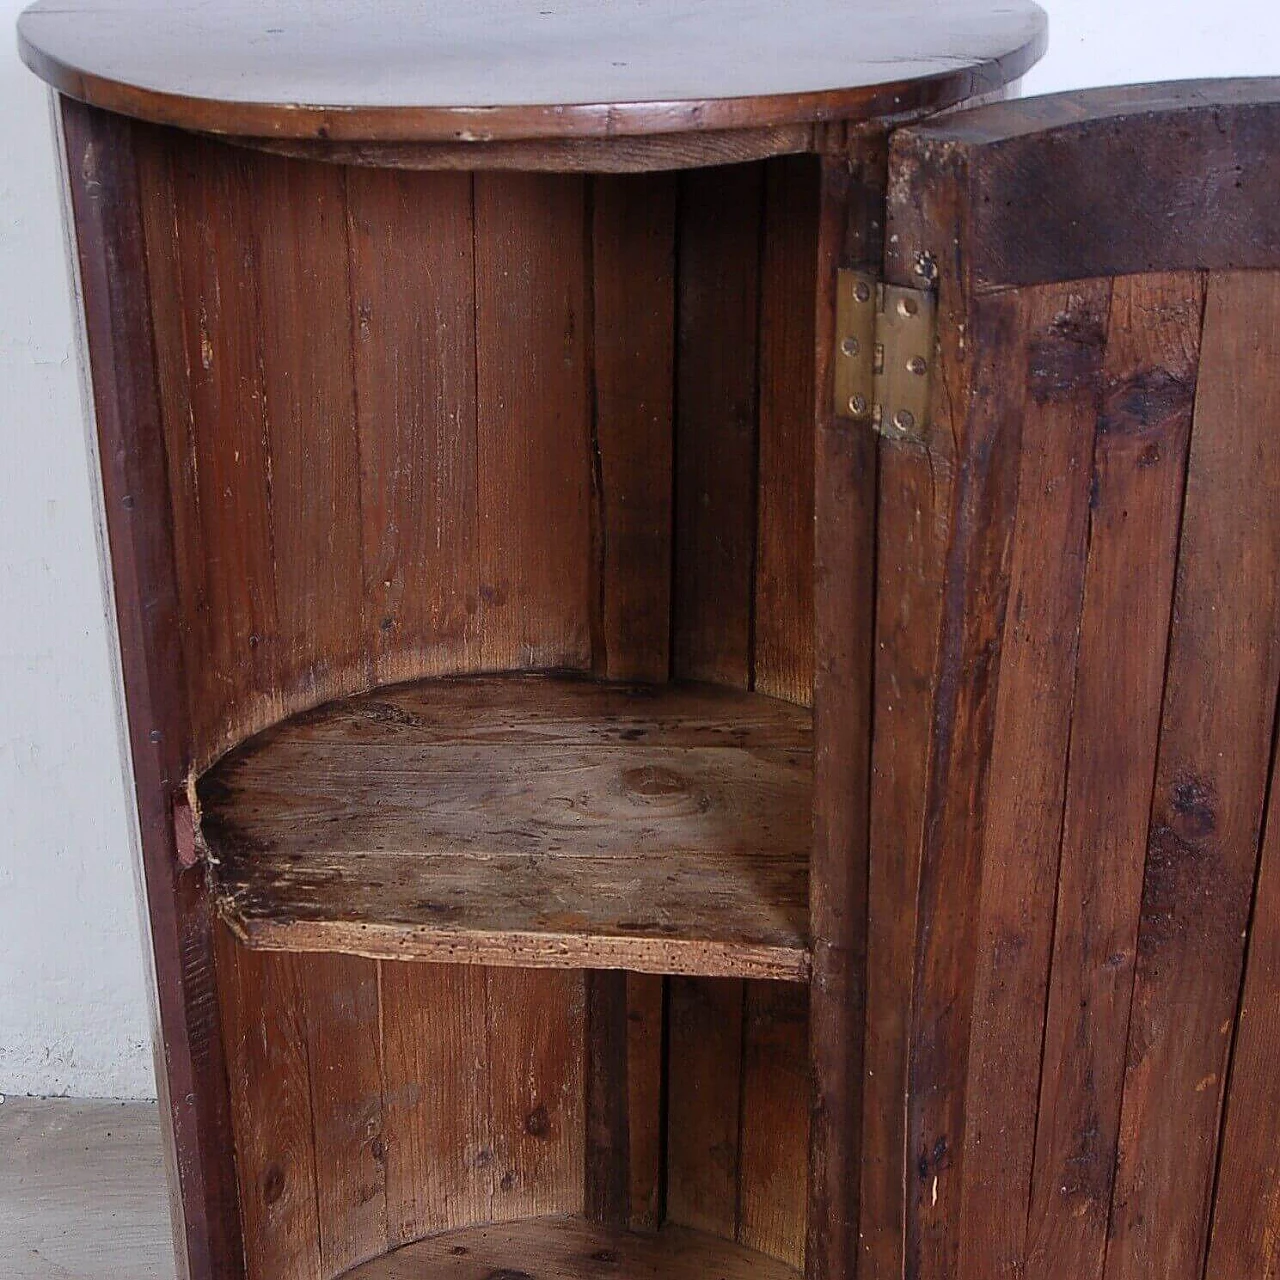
xmin=891 ymin=79 xmax=1280 ymax=287
xmin=60 ymin=97 xmax=244 ymax=1280
xmin=805 ymin=135 xmax=884 ymax=1280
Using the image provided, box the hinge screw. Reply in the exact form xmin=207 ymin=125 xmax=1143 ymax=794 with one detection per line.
xmin=841 ymin=336 xmax=861 ymax=357
xmin=893 ymin=409 xmax=917 ymax=433
xmin=913 ymin=252 xmax=939 ymax=283
xmin=854 ymin=281 xmax=872 ymax=303
xmin=907 ymin=355 xmax=928 ymax=376
xmin=848 ymin=394 xmax=869 ymax=417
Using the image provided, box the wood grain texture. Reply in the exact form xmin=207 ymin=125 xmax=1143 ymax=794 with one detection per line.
xmin=341 ymin=1217 xmax=801 ymax=1280
xmin=808 ymin=139 xmax=883 ymax=1280
xmin=875 ymin=82 xmax=1280 ymax=1280
xmin=62 ymin=101 xmax=243 ymax=1280
xmin=739 ymin=982 xmax=811 ymax=1269
xmin=347 ymin=168 xmax=480 ymax=686
xmin=381 ymin=964 xmax=493 ymax=1242
xmin=1205 ymin=709 xmax=1280 ymax=1280
xmin=672 ymin=162 xmax=763 ymax=688
xmin=1103 ymin=271 xmax=1280 ymax=1280
xmin=234 ymin=127 xmax=819 ymax=173
xmin=895 ymin=79 xmax=1280 ymax=287
xmin=300 ymin=954 xmax=387 ymax=1278
xmin=1023 ymin=274 xmax=1202 ymax=1280
xmin=215 ymin=931 xmax=321 ymax=1280
xmin=199 ymin=675 xmax=812 ymax=979
xmin=665 ymin=976 xmax=745 ymax=1241
xmin=475 ymin=174 xmax=593 ymax=671
xmin=251 ymin=154 xmax=366 ymax=704
xmin=590 ymin=174 xmax=677 ymax=682
xmin=953 ymin=279 xmax=1109 ymax=1279
xmin=754 ymin=155 xmax=819 ymax=706
xmin=19 ymin=0 xmax=1046 ymax=143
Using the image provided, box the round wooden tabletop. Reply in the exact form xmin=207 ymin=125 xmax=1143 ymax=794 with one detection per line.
xmin=18 ymin=0 xmax=1047 ymax=143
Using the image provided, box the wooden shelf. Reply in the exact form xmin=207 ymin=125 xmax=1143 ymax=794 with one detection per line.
xmin=338 ymin=1216 xmax=801 ymax=1279
xmin=198 ymin=674 xmax=811 ymax=980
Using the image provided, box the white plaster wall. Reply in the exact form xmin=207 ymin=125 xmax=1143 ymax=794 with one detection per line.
xmin=0 ymin=0 xmax=1278 ymax=1101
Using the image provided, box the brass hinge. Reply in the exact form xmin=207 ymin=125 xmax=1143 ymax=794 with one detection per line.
xmin=833 ymin=269 xmax=937 ymax=441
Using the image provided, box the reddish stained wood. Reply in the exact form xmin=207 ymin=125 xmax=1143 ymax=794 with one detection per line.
xmin=1024 ymin=274 xmax=1204 ymax=1280
xmin=485 ymin=967 xmax=585 ymax=1221
xmin=954 ymin=279 xmax=1110 ymax=1279
xmin=474 ymin=173 xmax=594 ymax=671
xmin=1103 ymin=271 xmax=1280 ymax=1280
xmin=1204 ymin=707 xmax=1280 ymax=1279
xmin=672 ymin=162 xmax=764 ymax=688
xmin=215 ymin=931 xmax=321 ymax=1280
xmin=165 ymin=134 xmax=280 ymax=765
xmin=739 ymin=981 xmax=811 ymax=1268
xmin=346 ymin=167 xmax=480 ymax=686
xmin=381 ymin=963 xmax=493 ymax=1241
xmin=590 ymin=174 xmax=677 ymax=682
xmin=299 ymin=954 xmax=387 ymax=1277
xmin=62 ymin=100 xmax=243 ymax=1280
xmin=666 ymin=975 xmax=744 ymax=1240
xmin=754 ymin=154 xmax=819 ymax=707
xmin=584 ymin=970 xmax=664 ymax=1232
xmin=903 ymin=288 xmax=1032 ymax=1280
xmin=809 ymin=140 xmax=882 ymax=1280
xmin=251 ymin=152 xmax=367 ymax=704
xmin=625 ymin=973 xmax=665 ymax=1231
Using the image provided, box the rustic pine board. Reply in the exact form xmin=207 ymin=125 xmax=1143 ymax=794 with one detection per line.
xmin=199 ymin=675 xmax=811 ymax=979
xmin=340 ymin=1216 xmax=800 ymax=1280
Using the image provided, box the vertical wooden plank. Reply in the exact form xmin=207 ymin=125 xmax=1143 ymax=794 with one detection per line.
xmin=1104 ymin=271 xmax=1280 ymax=1280
xmin=739 ymin=982 xmax=811 ymax=1268
xmin=754 ymin=155 xmax=819 ymax=706
xmin=585 ymin=971 xmax=631 ymax=1227
xmin=811 ymin=140 xmax=883 ymax=1280
xmin=486 ymin=968 xmax=585 ymax=1221
xmin=381 ymin=963 xmax=493 ymax=1243
xmin=672 ymin=162 xmax=764 ymax=686
xmin=474 ymin=173 xmax=593 ymax=672
xmin=299 ymin=954 xmax=386 ymax=1278
xmin=585 ymin=970 xmax=664 ymax=1232
xmin=953 ymin=279 xmax=1110 ymax=1279
xmin=666 ymin=975 xmax=744 ymax=1240
xmin=625 ymin=972 xmax=666 ymax=1232
xmin=215 ymin=931 xmax=320 ymax=1280
xmin=166 ymin=135 xmax=280 ymax=763
xmin=1204 ymin=723 xmax=1280 ymax=1280
xmin=64 ymin=102 xmax=243 ymax=1280
xmin=252 ymin=155 xmax=366 ymax=703
xmin=347 ymin=168 xmax=480 ymax=687
xmin=590 ymin=174 xmax=677 ymax=682
xmin=1024 ymin=274 xmax=1203 ymax=1280
xmin=902 ymin=287 xmax=1034 ymax=1280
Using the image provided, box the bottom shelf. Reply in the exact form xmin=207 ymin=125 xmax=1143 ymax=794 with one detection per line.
xmin=340 ymin=1216 xmax=801 ymax=1279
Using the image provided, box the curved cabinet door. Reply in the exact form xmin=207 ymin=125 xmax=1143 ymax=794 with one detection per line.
xmin=863 ymin=79 xmax=1280 ymax=1280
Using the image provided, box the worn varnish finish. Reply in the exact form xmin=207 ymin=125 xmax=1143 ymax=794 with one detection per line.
xmin=858 ymin=82 xmax=1280 ymax=1280
xmin=19 ymin=0 xmax=1047 ymax=144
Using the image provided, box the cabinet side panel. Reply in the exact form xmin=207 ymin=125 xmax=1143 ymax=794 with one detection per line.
xmin=62 ymin=100 xmax=243 ymax=1280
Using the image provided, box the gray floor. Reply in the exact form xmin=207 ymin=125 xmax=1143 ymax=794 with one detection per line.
xmin=0 ymin=1098 xmax=178 ymax=1279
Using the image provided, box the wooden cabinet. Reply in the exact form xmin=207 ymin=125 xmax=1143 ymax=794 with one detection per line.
xmin=20 ymin=3 xmax=1280 ymax=1278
